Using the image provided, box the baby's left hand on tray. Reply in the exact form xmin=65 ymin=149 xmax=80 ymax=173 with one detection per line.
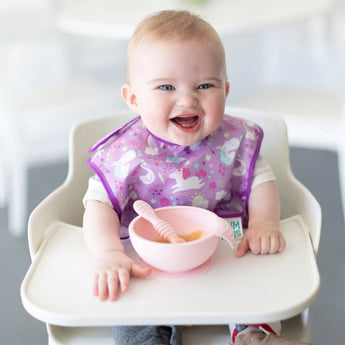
xmin=236 ymin=222 xmax=286 ymax=257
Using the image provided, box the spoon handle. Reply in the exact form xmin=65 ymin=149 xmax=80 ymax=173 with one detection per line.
xmin=133 ymin=200 xmax=160 ymax=224
xmin=133 ymin=200 xmax=185 ymax=243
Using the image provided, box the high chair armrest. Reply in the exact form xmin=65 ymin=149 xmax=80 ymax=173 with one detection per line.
xmin=279 ymin=170 xmax=321 ymax=255
xmin=28 ymin=177 xmax=85 ymax=259
xmin=28 ymin=112 xmax=135 ymax=258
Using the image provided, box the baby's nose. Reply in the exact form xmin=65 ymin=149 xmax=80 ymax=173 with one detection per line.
xmin=177 ymin=93 xmax=199 ymax=107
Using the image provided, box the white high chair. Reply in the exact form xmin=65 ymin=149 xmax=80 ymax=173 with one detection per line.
xmin=21 ymin=107 xmax=321 ymax=345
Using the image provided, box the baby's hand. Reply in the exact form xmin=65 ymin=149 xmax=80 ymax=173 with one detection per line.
xmin=236 ymin=222 xmax=286 ymax=257
xmin=93 ymin=251 xmax=151 ymax=301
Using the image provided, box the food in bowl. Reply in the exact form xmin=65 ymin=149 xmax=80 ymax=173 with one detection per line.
xmin=154 ymin=230 xmax=206 ymax=243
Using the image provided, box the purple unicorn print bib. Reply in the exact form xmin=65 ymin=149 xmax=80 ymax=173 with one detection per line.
xmin=88 ymin=114 xmax=263 ymax=238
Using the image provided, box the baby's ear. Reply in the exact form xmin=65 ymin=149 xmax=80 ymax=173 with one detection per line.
xmin=121 ymin=84 xmax=138 ymax=112
xmin=225 ymin=81 xmax=230 ymax=97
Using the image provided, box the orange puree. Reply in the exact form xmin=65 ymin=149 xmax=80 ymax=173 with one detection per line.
xmin=154 ymin=230 xmax=206 ymax=243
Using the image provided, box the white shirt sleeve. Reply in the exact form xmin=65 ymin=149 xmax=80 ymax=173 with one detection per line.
xmin=82 ymin=175 xmax=113 ymax=209
xmin=83 ymin=156 xmax=275 ymax=208
xmin=251 ymin=156 xmax=276 ymax=190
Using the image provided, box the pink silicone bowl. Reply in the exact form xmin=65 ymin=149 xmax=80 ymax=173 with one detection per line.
xmin=128 ymin=205 xmax=226 ymax=272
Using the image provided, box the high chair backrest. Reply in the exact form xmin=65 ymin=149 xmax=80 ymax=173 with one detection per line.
xmin=28 ymin=108 xmax=321 ymax=258
xmin=28 ymin=111 xmax=133 ymax=257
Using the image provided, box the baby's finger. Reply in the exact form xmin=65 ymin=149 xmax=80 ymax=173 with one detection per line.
xmin=236 ymin=237 xmax=249 ymax=257
xmin=248 ymin=236 xmax=261 ymax=255
xmin=93 ymin=273 xmax=99 ymax=296
xmin=118 ymin=268 xmax=130 ymax=293
xmin=97 ymin=272 xmax=109 ymax=301
xmin=269 ymin=235 xmax=281 ymax=254
xmin=131 ymin=263 xmax=152 ymax=278
xmin=259 ymin=236 xmax=270 ymax=254
xmin=278 ymin=234 xmax=286 ymax=252
xmin=107 ymin=270 xmax=119 ymax=301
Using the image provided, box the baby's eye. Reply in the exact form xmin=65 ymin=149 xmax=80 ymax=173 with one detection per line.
xmin=197 ymin=83 xmax=212 ymax=90
xmin=159 ymin=85 xmax=175 ymax=91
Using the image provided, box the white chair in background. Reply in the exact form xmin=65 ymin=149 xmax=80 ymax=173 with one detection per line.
xmin=21 ymin=108 xmax=321 ymax=344
xmin=239 ymin=87 xmax=345 ymax=223
xmin=0 ymin=6 xmax=124 ymax=236
xmin=0 ymin=3 xmax=120 ymax=226
xmin=0 ymin=112 xmax=7 ymax=209
xmin=237 ymin=4 xmax=345 ymax=223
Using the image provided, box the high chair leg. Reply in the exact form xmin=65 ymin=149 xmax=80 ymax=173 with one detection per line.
xmin=0 ymin=151 xmax=7 ymax=209
xmin=7 ymin=126 xmax=28 ymax=237
xmin=338 ymin=144 xmax=345 ymax=224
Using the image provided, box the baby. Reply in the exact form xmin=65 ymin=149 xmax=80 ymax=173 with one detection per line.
xmin=83 ymin=10 xmax=313 ymax=345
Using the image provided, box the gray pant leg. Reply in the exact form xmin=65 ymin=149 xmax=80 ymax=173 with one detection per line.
xmin=112 ymin=325 xmax=182 ymax=345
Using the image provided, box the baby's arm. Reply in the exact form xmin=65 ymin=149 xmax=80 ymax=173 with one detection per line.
xmin=236 ymin=181 xmax=286 ymax=257
xmin=83 ymin=200 xmax=151 ymax=301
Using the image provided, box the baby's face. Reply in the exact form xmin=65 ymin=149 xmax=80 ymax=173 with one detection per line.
xmin=123 ymin=38 xmax=229 ymax=146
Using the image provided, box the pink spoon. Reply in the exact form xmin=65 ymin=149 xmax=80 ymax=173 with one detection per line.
xmin=133 ymin=200 xmax=185 ymax=244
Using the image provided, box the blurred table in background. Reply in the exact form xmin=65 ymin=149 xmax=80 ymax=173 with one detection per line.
xmin=53 ymin=0 xmax=335 ymax=39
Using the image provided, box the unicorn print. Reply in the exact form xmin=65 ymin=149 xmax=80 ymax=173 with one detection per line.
xmin=216 ymin=138 xmax=240 ymax=166
xmin=169 ymin=168 xmax=205 ymax=193
xmin=111 ymin=150 xmax=136 ymax=178
xmin=139 ymin=162 xmax=155 ymax=185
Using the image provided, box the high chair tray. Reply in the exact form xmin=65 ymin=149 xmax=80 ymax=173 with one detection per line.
xmin=21 ymin=215 xmax=319 ymax=327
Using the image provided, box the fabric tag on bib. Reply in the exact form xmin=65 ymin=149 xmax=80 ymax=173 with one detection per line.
xmin=229 ymin=217 xmax=243 ymax=241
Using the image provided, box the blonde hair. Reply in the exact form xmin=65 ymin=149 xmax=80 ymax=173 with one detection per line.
xmin=126 ymin=10 xmax=225 ymax=83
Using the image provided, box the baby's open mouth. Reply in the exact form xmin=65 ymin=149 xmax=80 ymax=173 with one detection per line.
xmin=171 ymin=115 xmax=200 ymax=129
